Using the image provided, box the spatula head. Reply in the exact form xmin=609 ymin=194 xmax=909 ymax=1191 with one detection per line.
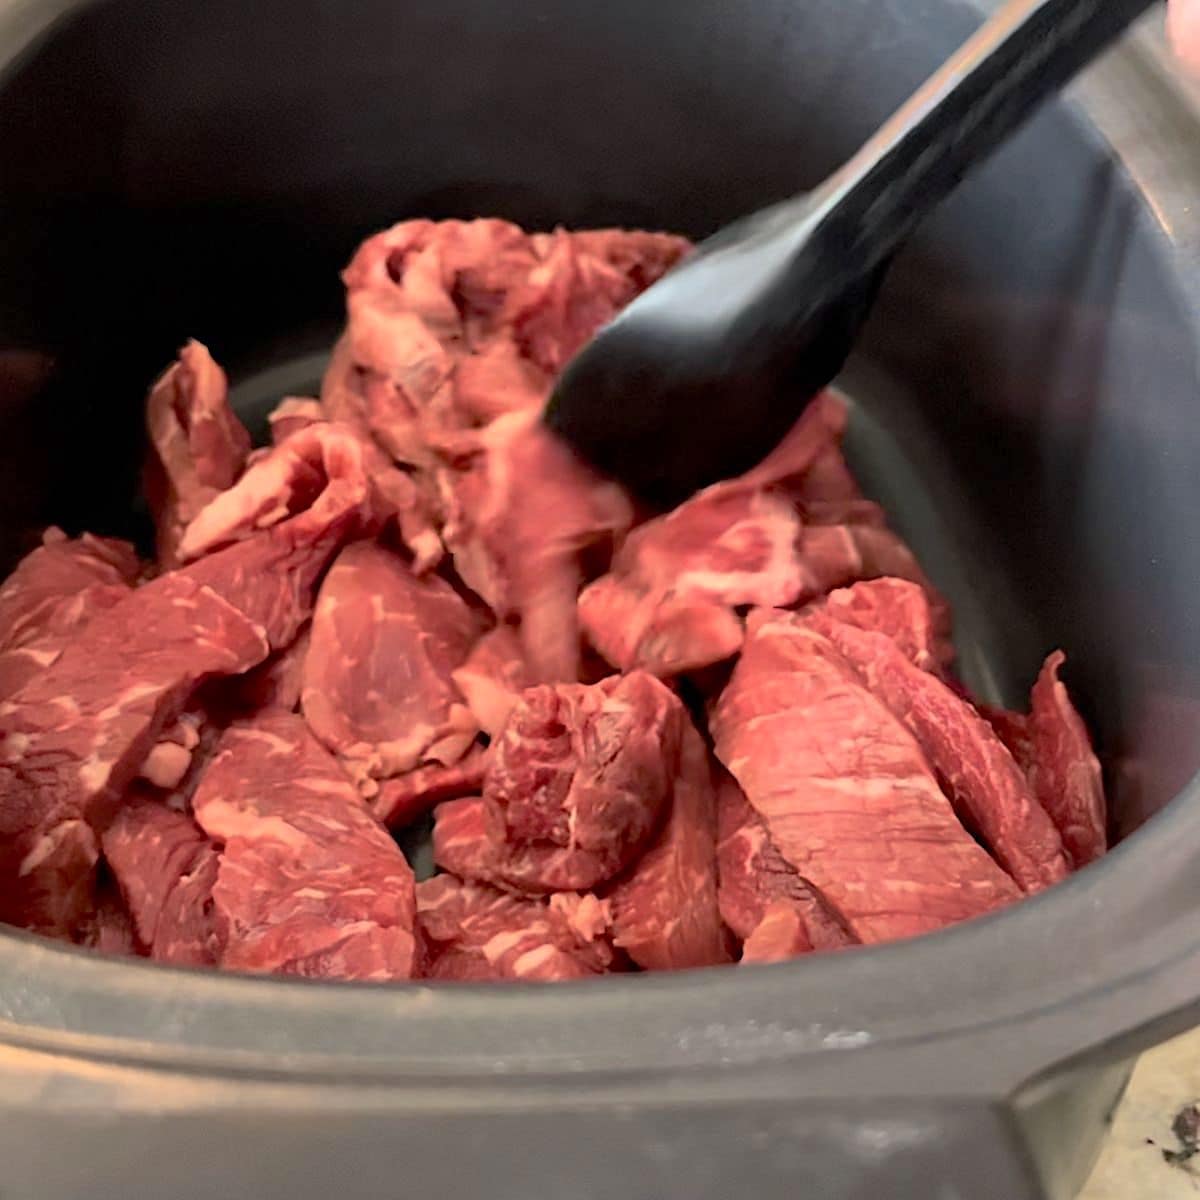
xmin=544 ymin=205 xmax=889 ymax=508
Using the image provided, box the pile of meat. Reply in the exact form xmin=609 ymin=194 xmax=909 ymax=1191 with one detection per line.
xmin=0 ymin=219 xmax=1107 ymax=981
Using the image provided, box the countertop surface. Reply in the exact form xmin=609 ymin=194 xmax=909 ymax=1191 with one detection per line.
xmin=1079 ymin=1028 xmax=1200 ymax=1198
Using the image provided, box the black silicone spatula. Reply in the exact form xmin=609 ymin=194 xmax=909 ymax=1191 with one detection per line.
xmin=544 ymin=0 xmax=1158 ymax=506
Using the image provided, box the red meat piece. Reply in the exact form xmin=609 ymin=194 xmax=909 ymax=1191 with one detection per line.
xmin=812 ymin=578 xmax=942 ymax=673
xmin=506 ymin=229 xmax=643 ymax=376
xmin=710 ymin=610 xmax=1020 ymax=943
xmin=450 ymin=626 xmax=529 ymax=739
xmin=577 ymin=392 xmax=944 ymax=679
xmin=979 ymin=705 xmax=1034 ymax=765
xmin=0 ymin=527 xmax=139 ymax=653
xmin=320 ymin=335 xmax=371 ymax=429
xmin=1028 ymin=652 xmax=1107 ymax=868
xmin=301 ymin=542 xmax=481 ymax=790
xmin=316 ymin=345 xmax=446 ymax=572
xmin=609 ymin=488 xmax=806 ymax=603
xmin=178 ymin=422 xmax=369 ymax=562
xmin=793 ymin=523 xmax=946 ymax=615
xmin=978 ymin=656 xmax=1106 ymax=869
xmin=373 ymin=743 xmax=489 ymax=830
xmin=344 ymin=218 xmax=539 ymax=353
xmin=578 ymin=490 xmax=799 ymax=677
xmin=417 ymin=874 xmax=615 ymax=981
xmin=143 ymin=341 xmax=251 ymax=566
xmin=453 ymin=339 xmax=550 ymax=425
xmin=342 ymin=218 xmax=686 ymax=383
xmin=336 ymin=220 xmax=683 ymax=656
xmin=579 ymin=576 xmax=745 ymax=680
xmin=434 ymin=672 xmax=682 ymax=892
xmin=0 ymin=573 xmax=269 ymax=936
xmin=578 ymin=396 xmax=847 ymax=678
xmin=715 ymin=773 xmax=855 ymax=957
xmin=102 ymin=793 xmax=221 ymax=966
xmin=338 ymin=220 xmax=530 ymax=458
xmin=0 ymin=586 xmax=133 ymax=703
xmin=191 ymin=712 xmax=418 ymax=980
xmin=568 ymin=229 xmax=692 ymax=291
xmin=439 ymin=410 xmax=632 ymax=683
xmin=178 ymin=423 xmax=374 ymax=650
xmin=608 ymin=722 xmax=731 ymax=971
xmin=430 ymin=795 xmax=491 ymax=875
xmin=740 ymin=902 xmax=820 ymax=964
xmin=803 ymin=592 xmax=1069 ymax=892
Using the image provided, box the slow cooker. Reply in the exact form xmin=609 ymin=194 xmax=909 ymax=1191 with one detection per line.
xmin=1 ymin=1 xmax=1199 ymax=1197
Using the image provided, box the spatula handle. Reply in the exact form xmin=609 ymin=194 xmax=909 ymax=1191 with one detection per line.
xmin=820 ymin=0 xmax=1159 ymax=270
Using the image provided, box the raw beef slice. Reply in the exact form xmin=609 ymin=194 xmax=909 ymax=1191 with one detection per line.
xmin=577 ymin=391 xmax=945 ymax=679
xmin=715 ymin=772 xmax=855 ymax=961
xmin=579 ymin=394 xmax=849 ymax=677
xmin=1028 ymin=652 xmax=1106 ymax=867
xmin=439 ymin=409 xmax=633 ymax=683
xmin=335 ymin=220 xmax=698 ymax=685
xmin=417 ymin=874 xmax=615 ymax=981
xmin=578 ymin=489 xmax=798 ymax=677
xmin=977 ymin=656 xmax=1105 ymax=869
xmin=144 ymin=340 xmax=251 ymax=566
xmin=803 ymin=587 xmax=1069 ymax=892
xmin=740 ymin=902 xmax=817 ymax=963
xmin=191 ymin=712 xmax=418 ymax=980
xmin=505 ymin=228 xmax=651 ymax=376
xmin=178 ymin=423 xmax=374 ymax=649
xmin=0 ymin=529 xmax=140 ymax=699
xmin=302 ymin=541 xmax=481 ymax=790
xmin=711 ymin=609 xmax=1020 ymax=943
xmin=102 ymin=793 xmax=220 ymax=966
xmin=309 ymin=351 xmax=447 ymax=572
xmin=434 ymin=671 xmax=683 ymax=892
xmin=811 ymin=578 xmax=942 ymax=673
xmin=609 ymin=721 xmax=731 ymax=970
xmin=450 ymin=626 xmax=528 ymax=739
xmin=0 ymin=527 xmax=139 ymax=652
xmin=339 ymin=218 xmax=687 ymax=442
xmin=0 ymin=574 xmax=269 ymax=936
xmin=792 ymin=522 xmax=948 ymax=623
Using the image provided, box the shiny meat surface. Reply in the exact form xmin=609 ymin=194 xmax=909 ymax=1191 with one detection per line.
xmin=609 ymin=723 xmax=731 ymax=971
xmin=1028 ymin=652 xmax=1107 ymax=868
xmin=711 ymin=610 xmax=1021 ymax=943
xmin=434 ymin=672 xmax=683 ymax=893
xmin=715 ymin=773 xmax=856 ymax=956
xmin=192 ymin=712 xmax=418 ymax=980
xmin=417 ymin=874 xmax=616 ymax=981
xmin=0 ymin=574 xmax=268 ymax=936
xmin=302 ymin=541 xmax=481 ymax=790
xmin=803 ymin=586 xmax=1069 ymax=892
xmin=103 ymin=793 xmax=220 ymax=966
xmin=144 ymin=340 xmax=252 ymax=567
